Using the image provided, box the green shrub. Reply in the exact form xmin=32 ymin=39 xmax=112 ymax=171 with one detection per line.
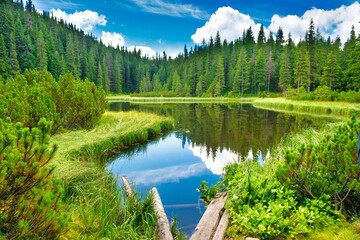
xmin=224 ymin=161 xmax=339 ymax=239
xmin=277 ymin=114 xmax=360 ymax=213
xmin=0 ymin=70 xmax=106 ymax=134
xmin=0 ymin=118 xmax=67 ymax=239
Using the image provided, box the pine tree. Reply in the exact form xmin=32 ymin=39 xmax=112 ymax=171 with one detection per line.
xmin=233 ymin=48 xmax=248 ymax=96
xmin=344 ymin=38 xmax=360 ymax=90
xmin=0 ymin=35 xmax=10 ymax=78
xmin=257 ymin=24 xmax=265 ymax=46
xmin=265 ymin=50 xmax=275 ymax=94
xmin=321 ymin=51 xmax=340 ymax=90
xmin=254 ymin=49 xmax=266 ymax=94
xmin=279 ymin=50 xmax=292 ymax=95
xmin=294 ymin=45 xmax=310 ymax=92
xmin=36 ymin=30 xmax=47 ymax=72
xmin=9 ymin=32 xmax=20 ymax=76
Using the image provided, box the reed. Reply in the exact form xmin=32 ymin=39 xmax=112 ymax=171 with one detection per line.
xmin=50 ymin=111 xmax=174 ymax=239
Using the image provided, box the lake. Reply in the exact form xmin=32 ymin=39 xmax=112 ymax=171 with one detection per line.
xmin=107 ymin=102 xmax=336 ymax=237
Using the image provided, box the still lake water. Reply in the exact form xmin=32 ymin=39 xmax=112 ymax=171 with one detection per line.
xmin=107 ymin=102 xmax=336 ymax=236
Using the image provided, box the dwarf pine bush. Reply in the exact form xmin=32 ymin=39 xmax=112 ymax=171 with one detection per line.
xmin=277 ymin=114 xmax=360 ymax=213
xmin=0 ymin=70 xmax=106 ymax=134
xmin=0 ymin=118 xmax=67 ymax=239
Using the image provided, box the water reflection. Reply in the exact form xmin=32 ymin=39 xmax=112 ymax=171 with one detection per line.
xmin=107 ymin=102 xmax=338 ymax=236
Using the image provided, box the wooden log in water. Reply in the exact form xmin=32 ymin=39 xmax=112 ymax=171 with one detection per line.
xmin=150 ymin=187 xmax=174 ymax=240
xmin=212 ymin=209 xmax=229 ymax=240
xmin=190 ymin=192 xmax=228 ymax=240
xmin=121 ymin=175 xmax=134 ymax=198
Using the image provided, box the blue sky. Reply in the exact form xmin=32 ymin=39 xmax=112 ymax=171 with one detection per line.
xmin=32 ymin=0 xmax=360 ymax=57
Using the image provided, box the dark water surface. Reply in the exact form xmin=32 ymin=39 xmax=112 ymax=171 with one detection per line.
xmin=107 ymin=102 xmax=336 ymax=236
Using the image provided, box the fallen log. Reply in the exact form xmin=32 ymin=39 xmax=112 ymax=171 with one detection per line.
xmin=121 ymin=175 xmax=134 ymax=198
xmin=190 ymin=192 xmax=228 ymax=240
xmin=212 ymin=209 xmax=229 ymax=240
xmin=150 ymin=187 xmax=174 ymax=240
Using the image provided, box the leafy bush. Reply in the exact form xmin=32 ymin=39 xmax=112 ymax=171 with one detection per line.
xmin=0 ymin=118 xmax=67 ymax=239
xmin=288 ymin=86 xmax=360 ymax=103
xmin=196 ymin=180 xmax=223 ymax=205
xmin=0 ymin=70 xmax=106 ymax=134
xmin=224 ymin=161 xmax=339 ymax=239
xmin=277 ymin=115 xmax=360 ymax=213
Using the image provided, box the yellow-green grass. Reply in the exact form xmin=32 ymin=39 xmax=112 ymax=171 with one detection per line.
xmin=253 ymin=98 xmax=360 ymax=115
xmin=107 ymin=95 xmax=254 ymax=103
xmin=50 ymin=111 xmax=174 ymax=239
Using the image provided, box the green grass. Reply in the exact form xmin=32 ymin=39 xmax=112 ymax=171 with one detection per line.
xmin=253 ymin=98 xmax=360 ymax=115
xmin=50 ymin=111 xmax=174 ymax=239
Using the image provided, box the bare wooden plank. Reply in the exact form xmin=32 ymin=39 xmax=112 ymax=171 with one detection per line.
xmin=212 ymin=209 xmax=229 ymax=240
xmin=150 ymin=187 xmax=174 ymax=240
xmin=190 ymin=193 xmax=228 ymax=240
xmin=121 ymin=175 xmax=134 ymax=198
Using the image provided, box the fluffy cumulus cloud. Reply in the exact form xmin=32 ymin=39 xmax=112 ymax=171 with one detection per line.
xmin=127 ymin=46 xmax=157 ymax=58
xmin=192 ymin=3 xmax=360 ymax=45
xmin=269 ymin=2 xmax=360 ymax=43
xmin=50 ymin=9 xmax=107 ymax=32
xmin=100 ymin=31 xmax=126 ymax=48
xmin=191 ymin=7 xmax=269 ymax=44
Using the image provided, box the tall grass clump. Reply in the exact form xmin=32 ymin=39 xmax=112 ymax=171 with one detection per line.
xmin=50 ymin=111 xmax=174 ymax=239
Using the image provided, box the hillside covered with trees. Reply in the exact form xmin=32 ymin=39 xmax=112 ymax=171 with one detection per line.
xmin=0 ymin=0 xmax=359 ymax=98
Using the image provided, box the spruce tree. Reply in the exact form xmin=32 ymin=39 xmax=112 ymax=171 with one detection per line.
xmin=321 ymin=51 xmax=340 ymax=90
xmin=0 ymin=35 xmax=10 ymax=78
xmin=279 ymin=50 xmax=292 ymax=95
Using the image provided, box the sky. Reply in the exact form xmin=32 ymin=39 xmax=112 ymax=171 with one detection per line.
xmin=31 ymin=0 xmax=360 ymax=58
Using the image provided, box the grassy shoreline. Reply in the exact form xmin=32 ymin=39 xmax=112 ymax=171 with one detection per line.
xmin=252 ymin=98 xmax=360 ymax=115
xmin=50 ymin=111 xmax=174 ymax=239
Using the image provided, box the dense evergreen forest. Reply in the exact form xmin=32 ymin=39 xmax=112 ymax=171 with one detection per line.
xmin=0 ymin=0 xmax=359 ymax=96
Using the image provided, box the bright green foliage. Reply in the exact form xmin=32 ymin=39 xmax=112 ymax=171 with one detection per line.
xmin=225 ymin=161 xmax=339 ymax=239
xmin=196 ymin=180 xmax=223 ymax=206
xmin=277 ymin=115 xmax=360 ymax=213
xmin=0 ymin=118 xmax=67 ymax=239
xmin=0 ymin=70 xmax=106 ymax=134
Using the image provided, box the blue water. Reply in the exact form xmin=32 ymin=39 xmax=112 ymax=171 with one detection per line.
xmin=107 ymin=132 xmax=229 ymax=235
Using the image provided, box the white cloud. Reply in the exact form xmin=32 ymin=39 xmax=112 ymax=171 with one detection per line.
xmin=50 ymin=9 xmax=107 ymax=32
xmin=189 ymin=144 xmax=238 ymax=175
xmin=191 ymin=7 xmax=269 ymax=44
xmin=127 ymin=46 xmax=157 ymax=58
xmin=192 ymin=3 xmax=360 ymax=45
xmin=269 ymin=2 xmax=360 ymax=44
xmin=101 ymin=31 xmax=126 ymax=48
xmin=124 ymin=163 xmax=208 ymax=185
xmin=127 ymin=0 xmax=209 ymax=19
